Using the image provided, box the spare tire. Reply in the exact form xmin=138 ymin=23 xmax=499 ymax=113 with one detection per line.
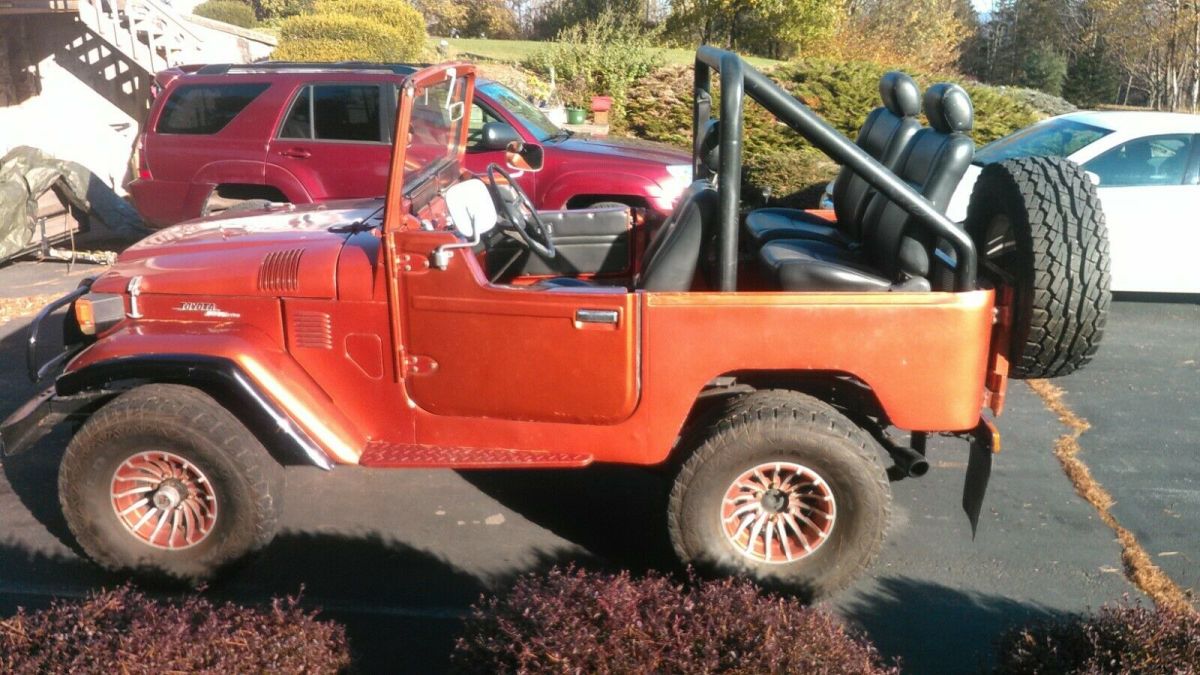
xmin=965 ymin=156 xmax=1111 ymax=379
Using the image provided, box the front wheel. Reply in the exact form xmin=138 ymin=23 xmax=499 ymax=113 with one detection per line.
xmin=668 ymin=390 xmax=891 ymax=600
xmin=59 ymin=384 xmax=283 ymax=581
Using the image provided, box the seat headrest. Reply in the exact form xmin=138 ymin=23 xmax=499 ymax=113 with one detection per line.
xmin=923 ymin=83 xmax=973 ymax=134
xmin=700 ymin=119 xmax=721 ymax=173
xmin=879 ymin=72 xmax=920 ymax=118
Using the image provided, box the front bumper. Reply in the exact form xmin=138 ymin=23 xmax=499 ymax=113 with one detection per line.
xmin=26 ymin=281 xmax=91 ymax=383
xmin=0 ymin=388 xmax=102 ymax=457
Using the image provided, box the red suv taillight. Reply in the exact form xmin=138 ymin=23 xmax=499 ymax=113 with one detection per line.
xmin=134 ymin=134 xmax=152 ymax=180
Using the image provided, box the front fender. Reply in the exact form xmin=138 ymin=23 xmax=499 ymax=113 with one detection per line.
xmin=58 ymin=324 xmax=366 ymax=467
xmin=540 ymin=171 xmax=666 ymax=213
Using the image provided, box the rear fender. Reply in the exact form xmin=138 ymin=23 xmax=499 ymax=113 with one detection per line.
xmin=59 ymin=325 xmax=366 ymax=467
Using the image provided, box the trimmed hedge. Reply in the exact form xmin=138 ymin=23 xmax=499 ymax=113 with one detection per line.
xmin=625 ymin=59 xmax=1067 ymax=205
xmin=452 ymin=566 xmax=900 ymax=674
xmin=995 ymin=603 xmax=1200 ymax=674
xmin=274 ymin=13 xmax=424 ymax=62
xmin=0 ymin=585 xmax=351 ymax=672
xmin=193 ymin=0 xmax=258 ymax=27
xmin=313 ymin=0 xmax=425 ymax=35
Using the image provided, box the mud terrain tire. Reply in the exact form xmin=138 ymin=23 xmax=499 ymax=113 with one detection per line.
xmin=668 ymin=390 xmax=890 ymax=600
xmin=965 ymin=156 xmax=1111 ymax=379
xmin=59 ymin=384 xmax=283 ymax=581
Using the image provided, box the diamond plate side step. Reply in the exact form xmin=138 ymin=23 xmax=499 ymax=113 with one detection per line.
xmin=359 ymin=442 xmax=593 ymax=469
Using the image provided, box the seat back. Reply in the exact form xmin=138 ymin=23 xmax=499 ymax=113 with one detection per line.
xmin=637 ymin=180 xmax=720 ymax=291
xmin=831 ymin=72 xmax=922 ymax=237
xmin=860 ymin=83 xmax=975 ymax=284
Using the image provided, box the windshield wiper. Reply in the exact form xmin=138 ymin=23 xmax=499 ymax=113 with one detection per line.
xmin=551 ymin=128 xmax=574 ymax=141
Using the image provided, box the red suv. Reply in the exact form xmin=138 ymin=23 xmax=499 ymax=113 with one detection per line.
xmin=127 ymin=63 xmax=692 ymax=228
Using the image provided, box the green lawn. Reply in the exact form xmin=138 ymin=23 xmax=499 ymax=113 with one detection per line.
xmin=433 ymin=37 xmax=781 ymax=69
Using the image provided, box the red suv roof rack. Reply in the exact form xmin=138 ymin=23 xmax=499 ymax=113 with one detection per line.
xmin=193 ymin=62 xmax=423 ymax=75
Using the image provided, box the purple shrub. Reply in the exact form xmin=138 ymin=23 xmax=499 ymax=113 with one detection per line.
xmin=995 ymin=603 xmax=1200 ymax=674
xmin=0 ymin=585 xmax=351 ymax=673
xmin=452 ymin=566 xmax=899 ymax=674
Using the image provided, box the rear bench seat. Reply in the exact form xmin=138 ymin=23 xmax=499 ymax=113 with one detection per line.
xmin=757 ymin=83 xmax=975 ymax=292
xmin=743 ymin=72 xmax=922 ymax=248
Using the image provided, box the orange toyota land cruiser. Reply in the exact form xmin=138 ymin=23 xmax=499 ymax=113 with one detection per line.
xmin=2 ymin=50 xmax=1110 ymax=598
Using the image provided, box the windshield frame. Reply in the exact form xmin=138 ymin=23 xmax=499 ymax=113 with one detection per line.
xmin=384 ymin=63 xmax=476 ymax=232
xmin=974 ymin=117 xmax=1113 ymax=166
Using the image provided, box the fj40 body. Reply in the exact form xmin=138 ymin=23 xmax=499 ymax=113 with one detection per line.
xmin=2 ymin=50 xmax=1110 ymax=596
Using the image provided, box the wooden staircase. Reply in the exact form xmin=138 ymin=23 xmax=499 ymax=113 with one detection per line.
xmin=77 ymin=0 xmax=202 ymax=76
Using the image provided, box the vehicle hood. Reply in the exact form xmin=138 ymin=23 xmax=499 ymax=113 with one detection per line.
xmin=551 ymin=134 xmax=690 ymax=166
xmin=94 ymin=199 xmax=383 ymax=299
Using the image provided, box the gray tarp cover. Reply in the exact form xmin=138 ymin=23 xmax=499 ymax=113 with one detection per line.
xmin=0 ymin=146 xmax=143 ymax=262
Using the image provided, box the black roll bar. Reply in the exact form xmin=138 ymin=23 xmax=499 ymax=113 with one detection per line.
xmin=692 ymin=46 xmax=978 ymax=292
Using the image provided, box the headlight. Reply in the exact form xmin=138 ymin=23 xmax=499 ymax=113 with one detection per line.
xmin=666 ymin=164 xmax=693 ymax=184
xmin=652 ymin=164 xmax=695 ymax=211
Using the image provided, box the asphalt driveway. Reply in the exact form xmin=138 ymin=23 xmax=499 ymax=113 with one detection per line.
xmin=0 ymin=259 xmax=1192 ymax=673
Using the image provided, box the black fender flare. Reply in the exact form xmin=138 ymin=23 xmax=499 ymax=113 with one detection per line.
xmin=49 ymin=354 xmax=334 ymax=469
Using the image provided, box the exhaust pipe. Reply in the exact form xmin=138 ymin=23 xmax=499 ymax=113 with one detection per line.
xmin=890 ymin=444 xmax=929 ymax=478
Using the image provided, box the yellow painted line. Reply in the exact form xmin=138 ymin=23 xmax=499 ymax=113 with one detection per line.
xmin=1029 ymin=379 xmax=1196 ymax=614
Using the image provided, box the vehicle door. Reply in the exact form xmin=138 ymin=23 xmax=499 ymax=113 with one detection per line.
xmin=462 ymin=96 xmax=539 ymax=197
xmin=1082 ymin=133 xmax=1200 ymax=293
xmin=386 ymin=66 xmax=640 ymax=426
xmin=267 ymin=82 xmax=393 ymax=200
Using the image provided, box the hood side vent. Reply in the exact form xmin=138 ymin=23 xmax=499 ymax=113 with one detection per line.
xmin=259 ymin=249 xmax=304 ymax=293
xmin=291 ymin=311 xmax=333 ymax=350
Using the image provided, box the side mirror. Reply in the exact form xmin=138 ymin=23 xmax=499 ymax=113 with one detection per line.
xmin=480 ymin=122 xmax=522 ymax=151
xmin=505 ymin=141 xmax=544 ymax=173
xmin=1085 ymin=170 xmax=1102 ymax=186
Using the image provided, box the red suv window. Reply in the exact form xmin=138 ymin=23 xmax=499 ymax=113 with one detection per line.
xmin=156 ymin=83 xmax=270 ymax=135
xmin=279 ymin=84 xmax=384 ymax=142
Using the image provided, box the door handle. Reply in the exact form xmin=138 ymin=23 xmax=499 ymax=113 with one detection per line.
xmin=279 ymin=148 xmax=312 ymax=159
xmin=575 ymin=309 xmax=619 ymax=325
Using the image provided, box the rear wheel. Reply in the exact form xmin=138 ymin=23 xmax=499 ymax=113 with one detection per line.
xmin=965 ymin=156 xmax=1111 ymax=379
xmin=59 ymin=384 xmax=283 ymax=581
xmin=668 ymin=390 xmax=890 ymax=599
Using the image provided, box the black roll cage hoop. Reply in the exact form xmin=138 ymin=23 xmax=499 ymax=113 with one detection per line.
xmin=692 ymin=46 xmax=978 ymax=292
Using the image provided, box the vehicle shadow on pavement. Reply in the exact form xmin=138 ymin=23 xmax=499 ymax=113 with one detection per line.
xmin=841 ymin=576 xmax=1071 ymax=674
xmin=1 ymin=445 xmax=593 ymax=673
xmin=0 ymin=533 xmax=518 ymax=673
xmin=459 ymin=466 xmax=681 ymax=574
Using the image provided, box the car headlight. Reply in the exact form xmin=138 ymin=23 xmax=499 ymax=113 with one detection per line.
xmin=666 ymin=164 xmax=693 ymax=184
xmin=652 ymin=164 xmax=695 ymax=211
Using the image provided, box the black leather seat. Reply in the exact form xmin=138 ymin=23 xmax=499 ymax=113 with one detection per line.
xmin=539 ymin=122 xmax=721 ymax=292
xmin=758 ymin=83 xmax=975 ymax=292
xmin=744 ymin=72 xmax=922 ymax=248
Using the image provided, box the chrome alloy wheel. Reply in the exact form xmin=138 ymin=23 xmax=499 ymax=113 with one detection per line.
xmin=110 ymin=451 xmax=218 ymax=550
xmin=720 ymin=461 xmax=836 ymax=564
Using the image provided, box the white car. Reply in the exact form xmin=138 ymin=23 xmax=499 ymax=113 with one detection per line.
xmin=947 ymin=111 xmax=1200 ymax=293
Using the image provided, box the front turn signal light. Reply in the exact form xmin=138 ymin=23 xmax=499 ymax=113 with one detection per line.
xmin=74 ymin=293 xmax=125 ymax=336
xmin=75 ymin=298 xmax=96 ymax=335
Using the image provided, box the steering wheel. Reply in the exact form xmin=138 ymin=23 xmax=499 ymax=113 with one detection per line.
xmin=486 ymin=163 xmax=556 ymax=260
